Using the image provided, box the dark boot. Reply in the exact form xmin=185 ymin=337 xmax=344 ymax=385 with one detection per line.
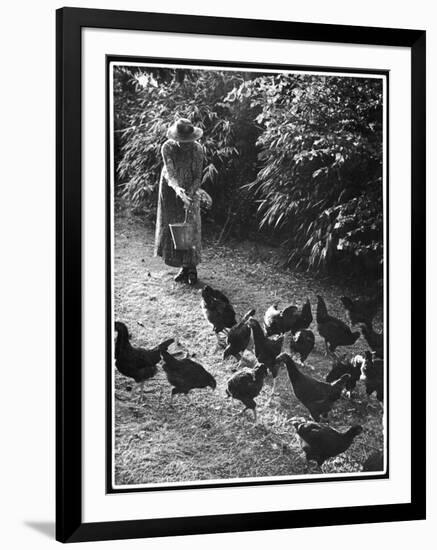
xmin=174 ymin=267 xmax=188 ymax=283
xmin=187 ymin=267 xmax=198 ymax=286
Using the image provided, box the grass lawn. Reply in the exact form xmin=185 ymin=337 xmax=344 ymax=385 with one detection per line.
xmin=113 ymin=210 xmax=384 ymax=487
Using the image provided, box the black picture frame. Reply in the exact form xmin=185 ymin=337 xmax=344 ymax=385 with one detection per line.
xmin=106 ymin=55 xmax=391 ymax=496
xmin=56 ymin=6 xmax=426 ymax=543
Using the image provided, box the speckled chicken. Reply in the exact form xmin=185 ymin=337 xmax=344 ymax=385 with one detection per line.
xmin=277 ymin=352 xmax=350 ymax=421
xmin=264 ymin=304 xmax=297 ymax=336
xmin=264 ymin=298 xmax=312 ymax=336
xmin=316 ymin=295 xmax=360 ymax=355
xmin=293 ymin=421 xmax=363 ymax=469
xmin=248 ymin=318 xmax=284 ymax=397
xmin=360 ymin=351 xmax=384 ymax=401
xmin=114 ymin=321 xmax=174 ymax=402
xmin=160 ymin=350 xmax=216 ymax=401
xmin=226 ymin=362 xmax=268 ymax=422
xmin=200 ymin=285 xmax=236 ymax=336
xmin=325 ymin=354 xmax=364 ymax=398
xmin=223 ymin=309 xmax=256 ymax=360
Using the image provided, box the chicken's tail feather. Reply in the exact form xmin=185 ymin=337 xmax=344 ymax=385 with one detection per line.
xmin=331 ymin=373 xmax=351 ymax=390
xmin=316 ymin=295 xmax=329 ymax=322
xmin=159 ymin=349 xmax=174 ymax=363
xmin=154 ymin=338 xmax=175 ymax=352
xmin=352 ymin=332 xmax=361 ymax=343
xmin=241 ymin=308 xmax=256 ymax=323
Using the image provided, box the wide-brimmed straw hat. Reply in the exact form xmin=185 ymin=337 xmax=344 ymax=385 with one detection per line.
xmin=167 ymin=118 xmax=203 ymax=142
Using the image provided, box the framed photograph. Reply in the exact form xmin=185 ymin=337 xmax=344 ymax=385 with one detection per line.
xmin=56 ymin=7 xmax=426 ymax=543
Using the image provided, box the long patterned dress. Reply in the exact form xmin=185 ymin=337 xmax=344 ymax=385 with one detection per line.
xmin=154 ymin=139 xmax=204 ymax=267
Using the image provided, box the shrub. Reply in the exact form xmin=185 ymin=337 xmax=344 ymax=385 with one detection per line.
xmin=114 ymin=67 xmax=384 ymax=274
xmin=239 ymin=74 xmax=383 ymax=272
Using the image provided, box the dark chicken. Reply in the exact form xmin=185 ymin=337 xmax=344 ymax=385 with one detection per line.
xmin=294 ymin=421 xmax=363 ymax=469
xmin=226 ymin=363 xmax=268 ymax=422
xmin=223 ymin=309 xmax=256 ymax=360
xmin=114 ymin=321 xmax=174 ymax=402
xmin=287 ymin=329 xmax=315 ymax=364
xmin=340 ymin=296 xmax=379 ymax=327
xmin=316 ymin=295 xmax=360 ymax=355
xmin=294 ymin=299 xmax=313 ymax=332
xmin=360 ymin=351 xmax=384 ymax=401
xmin=200 ymin=285 xmax=236 ymax=336
xmin=325 ymin=354 xmax=364 ymax=397
xmin=362 ymin=450 xmax=384 ymax=472
xmin=358 ymin=322 xmax=384 ymax=359
xmin=160 ymin=350 xmax=216 ymax=401
xmin=264 ymin=298 xmax=312 ymax=336
xmin=277 ymin=352 xmax=350 ymax=421
xmin=248 ymin=318 xmax=284 ymax=397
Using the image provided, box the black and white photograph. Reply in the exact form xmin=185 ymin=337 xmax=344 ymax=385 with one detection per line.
xmin=109 ymin=60 xmax=387 ymax=490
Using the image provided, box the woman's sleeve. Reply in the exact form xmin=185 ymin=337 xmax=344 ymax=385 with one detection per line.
xmin=161 ymin=142 xmax=180 ymax=192
xmin=192 ymin=143 xmax=204 ymax=192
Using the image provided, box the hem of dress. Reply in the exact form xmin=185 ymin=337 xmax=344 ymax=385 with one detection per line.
xmin=154 ymin=252 xmax=201 ymax=268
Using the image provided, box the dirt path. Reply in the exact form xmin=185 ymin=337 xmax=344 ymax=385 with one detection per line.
xmin=113 ymin=211 xmax=384 ymax=486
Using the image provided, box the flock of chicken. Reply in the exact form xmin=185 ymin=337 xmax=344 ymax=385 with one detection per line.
xmin=114 ymin=287 xmax=384 ymax=473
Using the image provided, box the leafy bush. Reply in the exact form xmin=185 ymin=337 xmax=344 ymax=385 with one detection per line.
xmin=114 ymin=67 xmax=383 ymax=274
xmin=238 ymin=74 xmax=383 ymax=272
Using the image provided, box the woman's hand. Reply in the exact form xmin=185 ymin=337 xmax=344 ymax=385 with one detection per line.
xmin=177 ymin=188 xmax=192 ymax=207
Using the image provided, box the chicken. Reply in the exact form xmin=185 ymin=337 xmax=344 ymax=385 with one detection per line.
xmin=360 ymin=351 xmax=384 ymax=401
xmin=264 ymin=304 xmax=297 ymax=336
xmin=226 ymin=363 xmax=268 ymax=422
xmin=237 ymin=349 xmax=258 ymax=370
xmin=294 ymin=299 xmax=313 ymax=332
xmin=277 ymin=352 xmax=350 ymax=421
xmin=316 ymin=295 xmax=360 ymax=355
xmin=114 ymin=321 xmax=174 ymax=402
xmin=358 ymin=322 xmax=384 ymax=358
xmin=200 ymin=285 xmax=236 ymax=336
xmin=293 ymin=421 xmax=363 ymax=469
xmin=340 ymin=296 xmax=379 ymax=327
xmin=287 ymin=329 xmax=315 ymax=364
xmin=248 ymin=318 xmax=284 ymax=397
xmin=223 ymin=309 xmax=256 ymax=360
xmin=160 ymin=350 xmax=216 ymax=401
xmin=362 ymin=450 xmax=384 ymax=472
xmin=325 ymin=354 xmax=364 ymax=398
xmin=263 ymin=298 xmax=313 ymax=336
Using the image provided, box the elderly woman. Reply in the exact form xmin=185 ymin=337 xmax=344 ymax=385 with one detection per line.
xmin=154 ymin=118 xmax=207 ymax=285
